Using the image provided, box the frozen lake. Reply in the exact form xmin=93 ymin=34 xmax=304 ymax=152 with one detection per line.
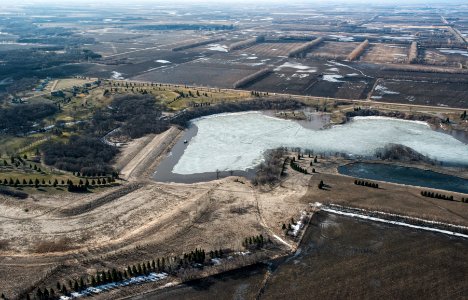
xmin=171 ymin=112 xmax=468 ymax=175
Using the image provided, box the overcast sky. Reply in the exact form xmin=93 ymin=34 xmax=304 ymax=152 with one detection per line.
xmin=0 ymin=0 xmax=465 ymax=5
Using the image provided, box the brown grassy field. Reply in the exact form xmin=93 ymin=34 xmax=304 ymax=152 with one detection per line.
xmin=306 ymin=41 xmax=359 ymax=60
xmin=240 ymin=42 xmax=306 ymax=57
xmin=261 ymin=211 xmax=468 ymax=300
xmin=360 ymin=44 xmax=409 ymax=64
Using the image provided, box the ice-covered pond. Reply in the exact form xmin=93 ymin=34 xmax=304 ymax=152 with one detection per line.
xmin=165 ymin=112 xmax=468 ymax=176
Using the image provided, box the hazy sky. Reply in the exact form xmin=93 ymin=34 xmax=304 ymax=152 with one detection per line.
xmin=0 ymin=0 xmax=464 ymax=5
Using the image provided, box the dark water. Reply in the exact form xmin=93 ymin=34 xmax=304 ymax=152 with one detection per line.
xmin=338 ymin=162 xmax=468 ymax=194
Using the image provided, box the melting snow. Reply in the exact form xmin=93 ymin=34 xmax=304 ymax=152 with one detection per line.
xmin=322 ymin=74 xmax=344 ymax=82
xmin=322 ymin=208 xmax=468 ymax=239
xmin=274 ymin=62 xmax=316 ymax=73
xmin=171 ymin=112 xmax=468 ymax=174
xmin=438 ymin=48 xmax=468 ymax=57
xmin=375 ymin=85 xmax=400 ymax=95
xmin=111 ymin=71 xmax=124 ymax=80
xmin=206 ymin=44 xmax=228 ymax=52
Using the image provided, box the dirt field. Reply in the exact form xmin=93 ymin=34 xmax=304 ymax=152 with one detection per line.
xmin=423 ymin=49 xmax=467 ymax=67
xmin=307 ymin=41 xmax=359 ymax=60
xmin=360 ymin=44 xmax=409 ymax=64
xmin=1 ymin=132 xmax=467 ymax=298
xmin=369 ymin=79 xmax=468 ymax=108
xmin=239 ymin=42 xmax=307 ymax=57
xmin=0 ymin=129 xmax=312 ymax=298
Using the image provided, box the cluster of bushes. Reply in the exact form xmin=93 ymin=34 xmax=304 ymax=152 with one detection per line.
xmin=252 ymin=148 xmax=287 ymax=185
xmin=42 ymin=136 xmax=119 ymax=174
xmin=91 ymin=94 xmax=169 ymax=139
xmin=354 ymin=180 xmax=379 ymax=188
xmin=421 ymin=190 xmax=454 ymax=201
xmin=242 ymin=235 xmax=266 ymax=249
xmin=0 ymin=103 xmax=58 ymax=135
xmin=40 ymin=94 xmax=169 ymax=175
xmin=290 ymin=158 xmax=308 ymax=174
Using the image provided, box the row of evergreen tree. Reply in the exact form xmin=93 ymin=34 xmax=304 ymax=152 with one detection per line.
xmin=290 ymin=160 xmax=308 ymax=174
xmin=0 ymin=177 xmax=113 ymax=189
xmin=242 ymin=234 xmax=265 ymax=248
xmin=29 ymin=248 xmax=225 ymax=300
xmin=73 ymin=171 xmax=117 ymax=178
xmin=2 ymin=159 xmax=43 ymax=173
xmin=354 ymin=180 xmax=379 ymax=189
xmin=250 ymin=91 xmax=268 ymax=97
xmin=421 ymin=190 xmax=453 ymax=201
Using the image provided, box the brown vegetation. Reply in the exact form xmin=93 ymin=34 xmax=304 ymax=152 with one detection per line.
xmin=347 ymin=39 xmax=369 ymax=61
xmin=287 ymin=37 xmax=324 ymax=57
xmin=172 ymin=37 xmax=225 ymax=51
xmin=228 ymin=36 xmax=264 ymax=51
xmin=232 ymin=68 xmax=273 ymax=88
xmin=408 ymin=41 xmax=419 ymax=63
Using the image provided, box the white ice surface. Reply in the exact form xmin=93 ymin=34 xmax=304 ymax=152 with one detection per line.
xmin=172 ymin=112 xmax=468 ymax=174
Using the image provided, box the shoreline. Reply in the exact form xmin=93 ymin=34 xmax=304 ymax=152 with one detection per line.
xmin=151 ymin=110 xmax=467 ymax=184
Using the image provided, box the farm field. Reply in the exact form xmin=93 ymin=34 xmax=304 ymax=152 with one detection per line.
xmin=0 ymin=1 xmax=467 ymax=299
xmin=360 ymin=43 xmax=409 ymax=64
xmin=307 ymin=41 xmax=359 ymax=60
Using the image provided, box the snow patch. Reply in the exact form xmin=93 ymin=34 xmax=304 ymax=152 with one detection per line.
xmin=437 ymin=48 xmax=468 ymax=57
xmin=111 ymin=71 xmax=124 ymax=80
xmin=206 ymin=44 xmax=228 ymax=52
xmin=322 ymin=208 xmax=468 ymax=239
xmin=322 ymin=74 xmax=344 ymax=82
xmin=375 ymin=84 xmax=400 ymax=95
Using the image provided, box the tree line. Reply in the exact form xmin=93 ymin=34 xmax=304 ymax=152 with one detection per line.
xmin=25 ymin=248 xmax=225 ymax=300
xmin=420 ymin=190 xmax=454 ymax=201
xmin=171 ymin=98 xmax=304 ymax=128
xmin=354 ymin=180 xmax=379 ymax=189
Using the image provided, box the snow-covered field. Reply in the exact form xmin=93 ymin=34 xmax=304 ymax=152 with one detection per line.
xmin=172 ymin=112 xmax=468 ymax=174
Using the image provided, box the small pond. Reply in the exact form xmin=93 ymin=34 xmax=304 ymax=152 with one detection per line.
xmin=338 ymin=162 xmax=468 ymax=194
